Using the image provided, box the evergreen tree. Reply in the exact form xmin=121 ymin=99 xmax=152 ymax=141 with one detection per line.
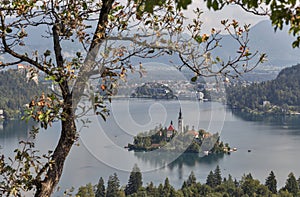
xmin=214 ymin=165 xmax=222 ymax=186
xmin=124 ymin=164 xmax=143 ymax=195
xmin=146 ymin=182 xmax=156 ymax=196
xmin=76 ymin=183 xmax=95 ymax=197
xmin=284 ymin=172 xmax=299 ymax=196
xmin=186 ymin=171 xmax=197 ymax=187
xmin=241 ymin=174 xmax=260 ymax=197
xmin=163 ymin=177 xmax=171 ymax=196
xmin=181 ymin=181 xmax=188 ymax=189
xmin=158 ymin=183 xmax=164 ymax=197
xmin=265 ymin=171 xmax=277 ymax=194
xmin=106 ymin=173 xmax=120 ymax=197
xmin=206 ymin=171 xmax=215 ymax=188
xmin=95 ymin=177 xmax=105 ymax=197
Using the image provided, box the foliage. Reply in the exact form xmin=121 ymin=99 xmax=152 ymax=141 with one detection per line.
xmin=226 ymin=64 xmax=300 ymax=114
xmin=266 ymin=171 xmax=277 ymax=194
xmin=95 ymin=177 xmax=106 ymax=197
xmin=106 ymin=173 xmax=120 ymax=197
xmin=204 ymin=0 xmax=300 ymax=48
xmin=131 ymin=82 xmax=176 ymax=99
xmin=76 ymin=167 xmax=300 ymax=197
xmin=76 ymin=183 xmax=95 ymax=197
xmin=186 ymin=171 xmax=197 ymax=187
xmin=137 ymin=0 xmax=300 ymax=47
xmin=128 ymin=126 xmax=229 ymax=154
xmin=0 ymin=70 xmax=47 ymax=119
xmin=124 ymin=164 xmax=143 ymax=195
xmin=284 ymin=172 xmax=299 ymax=196
xmin=0 ymin=127 xmax=52 ymax=196
xmin=206 ymin=165 xmax=222 ymax=188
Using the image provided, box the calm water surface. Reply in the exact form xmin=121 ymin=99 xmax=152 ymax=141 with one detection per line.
xmin=1 ymin=100 xmax=300 ymax=196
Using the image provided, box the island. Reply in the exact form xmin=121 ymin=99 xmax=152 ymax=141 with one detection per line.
xmin=127 ymin=109 xmax=232 ymax=155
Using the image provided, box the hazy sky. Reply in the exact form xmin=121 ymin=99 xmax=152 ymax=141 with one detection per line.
xmin=183 ymin=1 xmax=268 ymax=34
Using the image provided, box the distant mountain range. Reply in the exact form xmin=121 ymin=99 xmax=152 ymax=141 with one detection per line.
xmin=214 ymin=20 xmax=300 ymax=67
xmin=2 ymin=20 xmax=299 ymax=72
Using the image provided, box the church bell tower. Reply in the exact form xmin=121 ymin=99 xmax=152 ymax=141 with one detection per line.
xmin=178 ymin=108 xmax=183 ymax=133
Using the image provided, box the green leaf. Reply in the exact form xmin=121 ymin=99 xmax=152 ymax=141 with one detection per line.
xmin=44 ymin=50 xmax=51 ymax=57
xmin=191 ymin=76 xmax=198 ymax=82
xmin=82 ymin=2 xmax=87 ymax=10
xmin=206 ymin=0 xmax=212 ymax=9
xmin=5 ymin=27 xmax=12 ymax=33
xmin=194 ymin=35 xmax=202 ymax=43
xmin=212 ymin=0 xmax=219 ymax=10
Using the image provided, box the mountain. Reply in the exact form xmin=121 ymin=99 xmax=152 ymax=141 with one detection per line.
xmin=226 ymin=63 xmax=300 ymax=114
xmin=214 ymin=20 xmax=300 ymax=67
xmin=2 ymin=20 xmax=299 ymax=73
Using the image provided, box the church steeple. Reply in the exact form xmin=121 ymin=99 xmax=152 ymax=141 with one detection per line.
xmin=179 ymin=108 xmax=182 ymax=119
xmin=178 ymin=108 xmax=183 ymax=133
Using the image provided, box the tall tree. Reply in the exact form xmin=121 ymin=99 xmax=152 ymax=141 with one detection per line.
xmin=0 ymin=1 xmax=266 ymax=196
xmin=106 ymin=173 xmax=120 ymax=197
xmin=124 ymin=164 xmax=143 ymax=195
xmin=241 ymin=173 xmax=260 ymax=196
xmin=214 ymin=165 xmax=222 ymax=187
xmin=186 ymin=171 xmax=197 ymax=187
xmin=265 ymin=171 xmax=277 ymax=194
xmin=206 ymin=171 xmax=215 ymax=188
xmin=95 ymin=177 xmax=106 ymax=197
xmin=284 ymin=172 xmax=299 ymax=196
xmin=76 ymin=183 xmax=96 ymax=197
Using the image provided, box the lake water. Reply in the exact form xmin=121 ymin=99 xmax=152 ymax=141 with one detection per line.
xmin=1 ymin=100 xmax=300 ymax=196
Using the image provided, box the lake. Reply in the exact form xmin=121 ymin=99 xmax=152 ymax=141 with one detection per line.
xmin=1 ymin=100 xmax=300 ymax=196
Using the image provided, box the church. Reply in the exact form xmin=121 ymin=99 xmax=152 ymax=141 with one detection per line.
xmin=166 ymin=108 xmax=184 ymax=138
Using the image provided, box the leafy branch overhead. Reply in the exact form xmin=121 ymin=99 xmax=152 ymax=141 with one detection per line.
xmin=137 ymin=0 xmax=300 ymax=48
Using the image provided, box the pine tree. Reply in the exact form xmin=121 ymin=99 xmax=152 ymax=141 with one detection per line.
xmin=146 ymin=182 xmax=156 ymax=196
xmin=285 ymin=172 xmax=299 ymax=196
xmin=106 ymin=173 xmax=120 ymax=197
xmin=125 ymin=164 xmax=143 ymax=195
xmin=163 ymin=177 xmax=172 ymax=197
xmin=265 ymin=171 xmax=277 ymax=194
xmin=214 ymin=165 xmax=222 ymax=186
xmin=95 ymin=177 xmax=105 ymax=197
xmin=186 ymin=171 xmax=197 ymax=187
xmin=206 ymin=171 xmax=215 ymax=188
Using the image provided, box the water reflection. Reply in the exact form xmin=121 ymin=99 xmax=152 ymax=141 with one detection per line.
xmin=134 ymin=150 xmax=225 ymax=170
xmin=0 ymin=120 xmax=30 ymax=140
xmin=232 ymin=110 xmax=300 ymax=129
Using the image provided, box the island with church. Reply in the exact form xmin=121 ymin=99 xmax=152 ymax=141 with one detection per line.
xmin=127 ymin=109 xmax=234 ymax=155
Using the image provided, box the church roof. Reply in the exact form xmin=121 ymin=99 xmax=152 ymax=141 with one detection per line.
xmin=167 ymin=121 xmax=175 ymax=131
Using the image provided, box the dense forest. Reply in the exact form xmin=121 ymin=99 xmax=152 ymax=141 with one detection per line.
xmin=0 ymin=69 xmax=48 ymax=119
xmin=75 ymin=165 xmax=300 ymax=197
xmin=226 ymin=64 xmax=300 ymax=114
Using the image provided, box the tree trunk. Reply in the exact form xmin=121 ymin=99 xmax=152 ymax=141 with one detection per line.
xmin=35 ymin=93 xmax=76 ymax=197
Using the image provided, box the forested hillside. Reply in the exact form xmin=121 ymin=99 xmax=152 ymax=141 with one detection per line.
xmin=226 ymin=64 xmax=300 ymax=114
xmin=0 ymin=69 xmax=48 ymax=119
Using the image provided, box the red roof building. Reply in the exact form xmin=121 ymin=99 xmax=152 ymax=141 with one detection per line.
xmin=167 ymin=121 xmax=175 ymax=138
